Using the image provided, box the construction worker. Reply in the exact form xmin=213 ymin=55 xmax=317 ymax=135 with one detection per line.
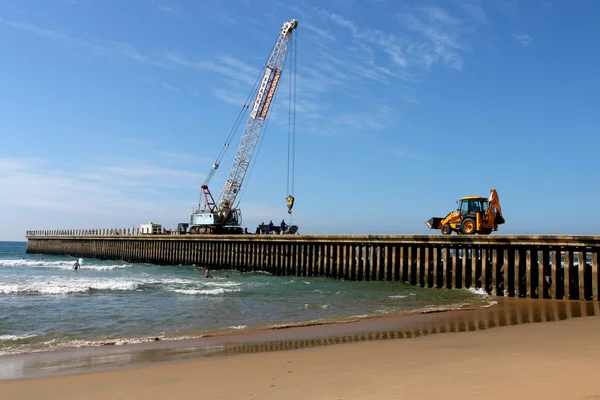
xmin=280 ymin=220 xmax=287 ymax=234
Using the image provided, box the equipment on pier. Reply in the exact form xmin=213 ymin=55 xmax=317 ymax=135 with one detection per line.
xmin=140 ymin=221 xmax=163 ymax=235
xmin=188 ymin=18 xmax=299 ymax=235
xmin=425 ymin=189 xmax=505 ymax=235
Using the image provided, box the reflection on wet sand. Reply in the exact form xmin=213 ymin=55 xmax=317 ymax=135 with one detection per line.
xmin=3 ymin=298 xmax=599 ymax=380
xmin=213 ymin=299 xmax=599 ymax=354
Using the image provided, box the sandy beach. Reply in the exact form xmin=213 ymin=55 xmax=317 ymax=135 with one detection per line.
xmin=2 ymin=298 xmax=600 ymax=399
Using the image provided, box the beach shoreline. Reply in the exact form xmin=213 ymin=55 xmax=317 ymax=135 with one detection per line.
xmin=2 ymin=297 xmax=600 ymax=399
xmin=1 ymin=297 xmax=599 ymax=382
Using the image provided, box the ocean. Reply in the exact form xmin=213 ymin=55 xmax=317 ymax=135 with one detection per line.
xmin=0 ymin=241 xmax=494 ymax=357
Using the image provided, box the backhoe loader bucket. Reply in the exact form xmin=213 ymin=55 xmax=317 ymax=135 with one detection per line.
xmin=426 ymin=217 xmax=443 ymax=229
xmin=495 ymin=214 xmax=505 ymax=225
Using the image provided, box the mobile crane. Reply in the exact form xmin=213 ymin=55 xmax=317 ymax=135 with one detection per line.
xmin=188 ymin=18 xmax=299 ymax=234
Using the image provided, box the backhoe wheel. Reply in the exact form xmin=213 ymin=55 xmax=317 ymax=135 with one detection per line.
xmin=441 ymin=224 xmax=452 ymax=235
xmin=461 ymin=218 xmax=476 ymax=235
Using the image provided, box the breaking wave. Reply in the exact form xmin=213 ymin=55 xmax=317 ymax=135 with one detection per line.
xmin=0 ymin=276 xmax=244 ymax=296
xmin=171 ymin=288 xmax=240 ymax=295
xmin=466 ymin=287 xmax=489 ymax=296
xmin=0 ymin=259 xmax=131 ymax=271
xmin=0 ymin=334 xmax=38 ymax=341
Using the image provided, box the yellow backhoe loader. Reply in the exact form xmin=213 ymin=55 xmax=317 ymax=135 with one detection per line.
xmin=425 ymin=189 xmax=505 ymax=235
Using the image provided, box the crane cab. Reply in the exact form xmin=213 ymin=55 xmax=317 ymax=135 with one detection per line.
xmin=189 ymin=208 xmax=243 ymax=234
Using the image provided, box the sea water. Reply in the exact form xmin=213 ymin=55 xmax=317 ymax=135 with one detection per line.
xmin=0 ymin=241 xmax=494 ymax=356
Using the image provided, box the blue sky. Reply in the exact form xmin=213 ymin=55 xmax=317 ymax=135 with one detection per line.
xmin=1 ymin=0 xmax=599 ymax=241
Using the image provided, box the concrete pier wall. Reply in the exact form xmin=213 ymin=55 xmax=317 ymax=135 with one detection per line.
xmin=25 ymin=233 xmax=600 ymax=301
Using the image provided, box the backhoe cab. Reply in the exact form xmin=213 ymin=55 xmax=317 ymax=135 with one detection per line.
xmin=426 ymin=189 xmax=505 ymax=235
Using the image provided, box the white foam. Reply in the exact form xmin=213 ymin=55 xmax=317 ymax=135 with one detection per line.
xmin=229 ymin=325 xmax=246 ymax=330
xmin=0 ymin=334 xmax=37 ymax=341
xmin=349 ymin=314 xmax=369 ymax=319
xmin=0 ymin=259 xmax=131 ymax=271
xmin=0 ymin=271 xmax=248 ymax=295
xmin=202 ymin=281 xmax=242 ymax=288
xmin=0 ymin=333 xmax=221 ymax=356
xmin=481 ymin=300 xmax=499 ymax=308
xmin=80 ymin=264 xmax=132 ymax=271
xmin=171 ymin=288 xmax=232 ymax=295
xmin=0 ymin=277 xmax=140 ymax=295
xmin=388 ymin=295 xmax=408 ymax=299
xmin=466 ymin=287 xmax=489 ymax=296
xmin=249 ymin=271 xmax=273 ymax=276
xmin=304 ymin=303 xmax=330 ymax=309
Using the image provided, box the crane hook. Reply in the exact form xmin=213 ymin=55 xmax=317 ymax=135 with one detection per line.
xmin=286 ymin=195 xmax=295 ymax=214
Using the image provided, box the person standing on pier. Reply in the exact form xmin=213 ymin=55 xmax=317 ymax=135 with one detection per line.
xmin=280 ymin=220 xmax=287 ymax=235
xmin=268 ymin=220 xmax=274 ymax=234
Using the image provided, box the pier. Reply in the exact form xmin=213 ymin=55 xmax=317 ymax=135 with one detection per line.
xmin=25 ymin=231 xmax=600 ymax=301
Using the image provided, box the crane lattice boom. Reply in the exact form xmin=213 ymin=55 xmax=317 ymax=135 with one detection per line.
xmin=215 ymin=18 xmax=298 ymax=221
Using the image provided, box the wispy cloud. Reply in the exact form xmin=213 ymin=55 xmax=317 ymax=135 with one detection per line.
xmin=284 ymin=2 xmax=493 ymax=133
xmin=161 ymin=82 xmax=181 ymax=92
xmin=512 ymin=32 xmax=533 ymax=47
xmin=212 ymin=88 xmax=247 ymax=106
xmin=0 ymin=3 xmax=485 ymax=141
xmin=302 ymin=21 xmax=336 ymax=42
xmin=296 ymin=104 xmax=396 ymax=137
xmin=395 ymin=6 xmax=472 ymax=70
xmin=141 ymin=75 xmax=183 ymax=93
xmin=157 ymin=6 xmax=177 ymax=13
xmin=0 ymin=155 xmax=291 ymax=237
xmin=0 ymin=156 xmax=203 ymax=217
xmin=0 ymin=17 xmax=84 ymax=44
xmin=108 ymin=41 xmax=170 ymax=67
xmin=0 ymin=17 xmax=168 ymax=67
xmin=275 ymin=3 xmax=492 ymax=136
xmin=166 ymin=52 xmax=260 ymax=86
xmin=461 ymin=1 xmax=489 ymax=25
xmin=391 ymin=146 xmax=427 ymax=161
xmin=215 ymin=14 xmax=236 ymax=24
xmin=299 ymin=2 xmax=481 ymax=88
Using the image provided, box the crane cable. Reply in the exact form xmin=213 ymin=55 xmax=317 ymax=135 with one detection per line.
xmin=237 ymin=32 xmax=298 ymax=211
xmin=285 ymin=29 xmax=297 ymax=217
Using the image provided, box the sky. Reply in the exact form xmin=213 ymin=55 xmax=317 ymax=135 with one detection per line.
xmin=1 ymin=0 xmax=599 ymax=241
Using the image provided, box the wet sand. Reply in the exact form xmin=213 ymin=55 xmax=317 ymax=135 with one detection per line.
xmin=2 ymin=298 xmax=600 ymax=399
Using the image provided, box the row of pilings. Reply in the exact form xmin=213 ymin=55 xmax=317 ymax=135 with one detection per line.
xmin=25 ymin=234 xmax=600 ymax=301
xmin=27 ymin=228 xmax=160 ymax=236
